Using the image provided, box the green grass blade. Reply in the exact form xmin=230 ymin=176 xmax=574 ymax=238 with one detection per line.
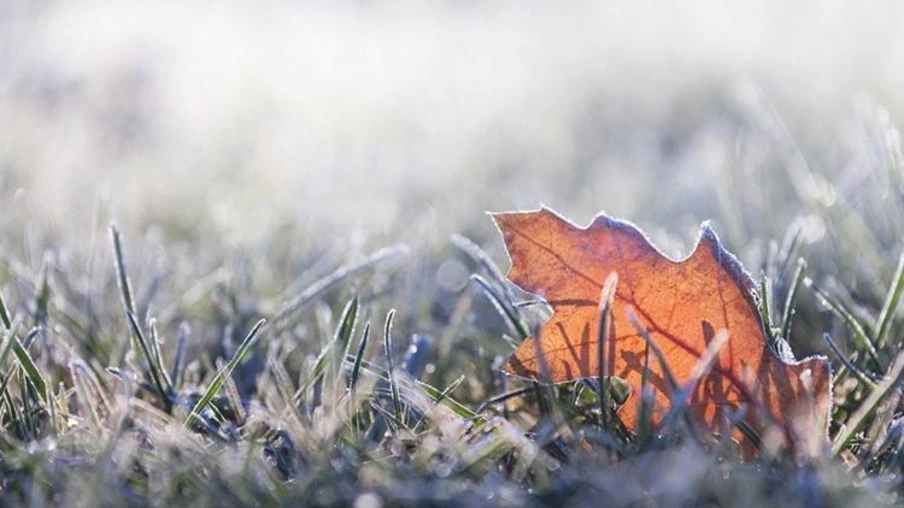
xmin=806 ymin=278 xmax=882 ymax=368
xmin=412 ymin=374 xmax=466 ymax=432
xmin=470 ymin=274 xmax=529 ymax=340
xmin=823 ymin=333 xmax=877 ymax=388
xmin=34 ymin=253 xmax=51 ymax=327
xmin=11 ymin=334 xmax=48 ymax=406
xmin=294 ymin=299 xmax=359 ymax=404
xmin=451 ymin=232 xmax=529 ymax=339
xmin=0 ymin=290 xmax=11 ymax=330
xmin=0 ymin=326 xmax=18 ymax=379
xmin=779 ymin=258 xmax=807 ymax=341
xmin=635 ymin=317 xmax=654 ymax=449
xmin=597 ymin=273 xmax=618 ymax=428
xmin=432 ymin=374 xmax=465 ymax=406
xmin=185 ymin=318 xmax=266 ymax=429
xmin=171 ymin=322 xmax=190 ymax=391
xmin=0 ymin=325 xmax=23 ymax=365
xmin=758 ymin=275 xmax=776 ymax=342
xmin=0 ymin=328 xmax=44 ymax=415
xmin=126 ymin=311 xmax=172 ymax=412
xmin=331 ymin=296 xmax=359 ymax=389
xmin=833 ymin=351 xmax=904 ymax=455
xmin=221 ymin=358 xmax=247 ymax=425
xmin=335 ymin=297 xmax=360 ymax=352
xmin=345 ymin=355 xmax=479 ymax=420
xmin=148 ymin=318 xmax=174 ymax=395
xmin=876 ymin=249 xmax=904 ymax=349
xmin=382 ymin=310 xmax=403 ymax=425
xmin=475 ymin=387 xmax=533 ymax=413
xmin=450 ymin=233 xmax=510 ymax=290
xmin=109 ymin=224 xmax=137 ymax=316
xmin=1 ymin=385 xmax=18 ymax=430
xmin=350 ymin=321 xmax=370 ymax=395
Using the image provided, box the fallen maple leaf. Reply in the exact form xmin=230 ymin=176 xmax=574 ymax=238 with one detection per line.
xmin=492 ymin=207 xmax=831 ymax=454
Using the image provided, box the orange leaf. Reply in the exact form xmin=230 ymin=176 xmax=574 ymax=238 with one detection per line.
xmin=493 ymin=207 xmax=831 ymax=454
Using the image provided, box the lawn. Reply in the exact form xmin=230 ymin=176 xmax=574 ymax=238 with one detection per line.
xmin=1 ymin=2 xmax=903 ymax=506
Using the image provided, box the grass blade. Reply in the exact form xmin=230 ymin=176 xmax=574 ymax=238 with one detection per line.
xmin=69 ymin=359 xmax=110 ymax=428
xmin=431 ymin=374 xmax=465 ymax=406
xmin=111 ymin=223 xmax=174 ymax=406
xmin=779 ymin=258 xmax=807 ymax=341
xmin=833 ymin=351 xmax=904 ymax=455
xmin=109 ymin=224 xmax=137 ymax=316
xmin=0 ymin=327 xmax=18 ymax=372
xmin=476 ymin=387 xmax=533 ymax=413
xmin=823 ymin=333 xmax=878 ymax=387
xmin=758 ymin=275 xmax=777 ymax=343
xmin=0 ymin=290 xmax=11 ymax=330
xmin=268 ymin=355 xmax=300 ymax=421
xmin=0 ymin=327 xmax=20 ymax=404
xmin=294 ymin=299 xmax=360 ymax=405
xmin=806 ymin=278 xmax=882 ymax=368
xmin=470 ymin=274 xmax=528 ymax=340
xmin=450 ymin=233 xmax=509 ymax=291
xmin=126 ymin=311 xmax=173 ymax=412
xmin=11 ymin=331 xmax=48 ymax=406
xmin=412 ymin=374 xmax=466 ymax=432
xmin=34 ymin=253 xmax=51 ymax=327
xmin=185 ymin=318 xmax=267 ymax=429
xmin=626 ymin=309 xmax=679 ymax=393
xmin=271 ymin=245 xmax=407 ymax=328
xmin=349 ymin=320 xmax=370 ymax=408
xmin=332 ymin=296 xmax=359 ymax=390
xmin=383 ymin=310 xmax=403 ymax=426
xmin=344 ymin=355 xmax=479 ymax=421
xmin=171 ymin=322 xmax=190 ymax=391
xmin=148 ymin=318 xmax=174 ymax=396
xmin=658 ymin=330 xmax=729 ymax=431
xmin=876 ymin=249 xmax=904 ymax=348
xmin=636 ymin=319 xmax=655 ymax=449
xmin=597 ymin=273 xmax=618 ymax=428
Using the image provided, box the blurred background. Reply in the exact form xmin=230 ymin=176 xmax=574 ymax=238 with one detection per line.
xmin=1 ymin=0 xmax=904 ymax=356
